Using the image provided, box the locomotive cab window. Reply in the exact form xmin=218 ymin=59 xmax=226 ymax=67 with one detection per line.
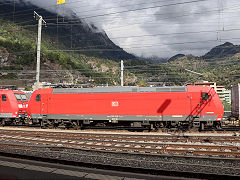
xmin=14 ymin=93 xmax=28 ymax=101
xmin=20 ymin=94 xmax=27 ymax=101
xmin=2 ymin=94 xmax=6 ymax=101
xmin=14 ymin=94 xmax=21 ymax=101
xmin=36 ymin=94 xmax=41 ymax=102
xmin=201 ymin=92 xmax=209 ymax=101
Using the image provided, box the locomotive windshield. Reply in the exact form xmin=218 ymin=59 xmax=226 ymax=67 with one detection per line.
xmin=14 ymin=93 xmax=28 ymax=101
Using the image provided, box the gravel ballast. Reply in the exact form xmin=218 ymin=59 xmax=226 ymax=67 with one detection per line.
xmin=0 ymin=139 xmax=239 ymax=177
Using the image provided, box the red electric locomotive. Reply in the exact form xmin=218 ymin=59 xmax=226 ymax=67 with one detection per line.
xmin=0 ymin=89 xmax=28 ymax=126
xmin=27 ymin=85 xmax=223 ymax=130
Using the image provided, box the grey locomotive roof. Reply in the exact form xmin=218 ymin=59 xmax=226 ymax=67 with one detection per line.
xmin=52 ymin=86 xmax=187 ymax=94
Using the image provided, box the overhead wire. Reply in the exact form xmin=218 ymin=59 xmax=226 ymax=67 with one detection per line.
xmin=46 ymin=36 xmax=240 ymax=51
xmin=3 ymin=0 xmax=214 ymax=38
xmin=105 ymin=4 xmax=240 ymax=31
xmin=0 ymin=0 xmax=177 ymax=18
xmin=8 ymin=2 xmax=236 ymax=48
xmin=2 ymin=1 xmax=238 ymax=35
xmin=1 ymin=0 xmax=240 ymax=61
xmin=42 ymin=0 xmax=211 ymax=22
xmin=2 ymin=0 xmax=211 ymax=26
xmin=0 ymin=0 xmax=239 ymax=85
xmin=0 ymin=0 xmax=238 ymax=34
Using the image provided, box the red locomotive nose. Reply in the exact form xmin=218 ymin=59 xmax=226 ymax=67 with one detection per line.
xmin=18 ymin=102 xmax=27 ymax=113
xmin=13 ymin=92 xmax=29 ymax=117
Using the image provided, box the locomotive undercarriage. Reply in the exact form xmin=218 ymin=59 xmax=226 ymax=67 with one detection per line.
xmin=153 ymin=121 xmax=221 ymax=131
xmin=36 ymin=118 xmax=221 ymax=131
xmin=39 ymin=119 xmax=81 ymax=129
xmin=0 ymin=117 xmax=27 ymax=126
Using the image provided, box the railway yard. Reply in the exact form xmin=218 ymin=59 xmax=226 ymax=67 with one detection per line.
xmin=2 ymin=0 xmax=240 ymax=178
xmin=0 ymin=84 xmax=238 ymax=179
xmin=0 ymin=127 xmax=239 ymax=179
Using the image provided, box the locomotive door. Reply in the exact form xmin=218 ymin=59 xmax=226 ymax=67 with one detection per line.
xmin=188 ymin=92 xmax=202 ymax=118
xmin=0 ymin=94 xmax=7 ymax=119
xmin=40 ymin=94 xmax=48 ymax=115
xmin=0 ymin=94 xmax=8 ymax=114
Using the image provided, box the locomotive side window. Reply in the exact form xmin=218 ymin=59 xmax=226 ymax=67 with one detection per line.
xmin=201 ymin=92 xmax=209 ymax=101
xmin=36 ymin=94 xmax=41 ymax=101
xmin=2 ymin=94 xmax=7 ymax=101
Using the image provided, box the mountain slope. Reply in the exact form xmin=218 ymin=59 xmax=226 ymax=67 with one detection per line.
xmin=0 ymin=1 xmax=141 ymax=88
xmin=0 ymin=1 xmax=135 ymax=61
xmin=0 ymin=17 xmax=136 ymax=88
xmin=202 ymin=42 xmax=240 ymax=60
xmin=165 ymin=44 xmax=240 ymax=88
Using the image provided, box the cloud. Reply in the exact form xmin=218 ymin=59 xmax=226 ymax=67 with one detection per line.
xmin=140 ymin=0 xmax=240 ymax=57
xmin=1 ymin=0 xmax=240 ymax=58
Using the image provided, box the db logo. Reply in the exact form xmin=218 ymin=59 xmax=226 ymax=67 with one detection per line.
xmin=112 ymin=101 xmax=119 ymax=107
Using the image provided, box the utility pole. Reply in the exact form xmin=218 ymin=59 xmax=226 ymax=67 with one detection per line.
xmin=34 ymin=11 xmax=46 ymax=89
xmin=121 ymin=60 xmax=124 ymax=87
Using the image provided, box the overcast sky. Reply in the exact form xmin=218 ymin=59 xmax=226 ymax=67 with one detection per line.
xmin=2 ymin=0 xmax=240 ymax=58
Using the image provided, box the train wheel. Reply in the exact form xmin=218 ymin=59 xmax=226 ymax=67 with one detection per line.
xmin=200 ymin=122 xmax=205 ymax=131
xmin=0 ymin=119 xmax=5 ymax=127
xmin=147 ymin=124 xmax=154 ymax=132
xmin=48 ymin=123 xmax=54 ymax=129
xmin=215 ymin=122 xmax=222 ymax=130
xmin=72 ymin=122 xmax=80 ymax=130
xmin=40 ymin=120 xmax=47 ymax=129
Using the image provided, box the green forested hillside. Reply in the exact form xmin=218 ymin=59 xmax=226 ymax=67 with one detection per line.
xmin=124 ymin=47 xmax=240 ymax=89
xmin=165 ymin=53 xmax=240 ymax=89
xmin=0 ymin=1 xmax=139 ymax=88
xmin=0 ymin=17 xmax=138 ymax=88
xmin=0 ymin=1 xmax=135 ymax=61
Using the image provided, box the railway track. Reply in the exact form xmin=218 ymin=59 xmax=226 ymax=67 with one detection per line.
xmin=0 ymin=127 xmax=239 ymax=177
xmin=0 ymin=128 xmax=239 ymax=158
xmin=0 ymin=144 xmax=239 ymax=179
